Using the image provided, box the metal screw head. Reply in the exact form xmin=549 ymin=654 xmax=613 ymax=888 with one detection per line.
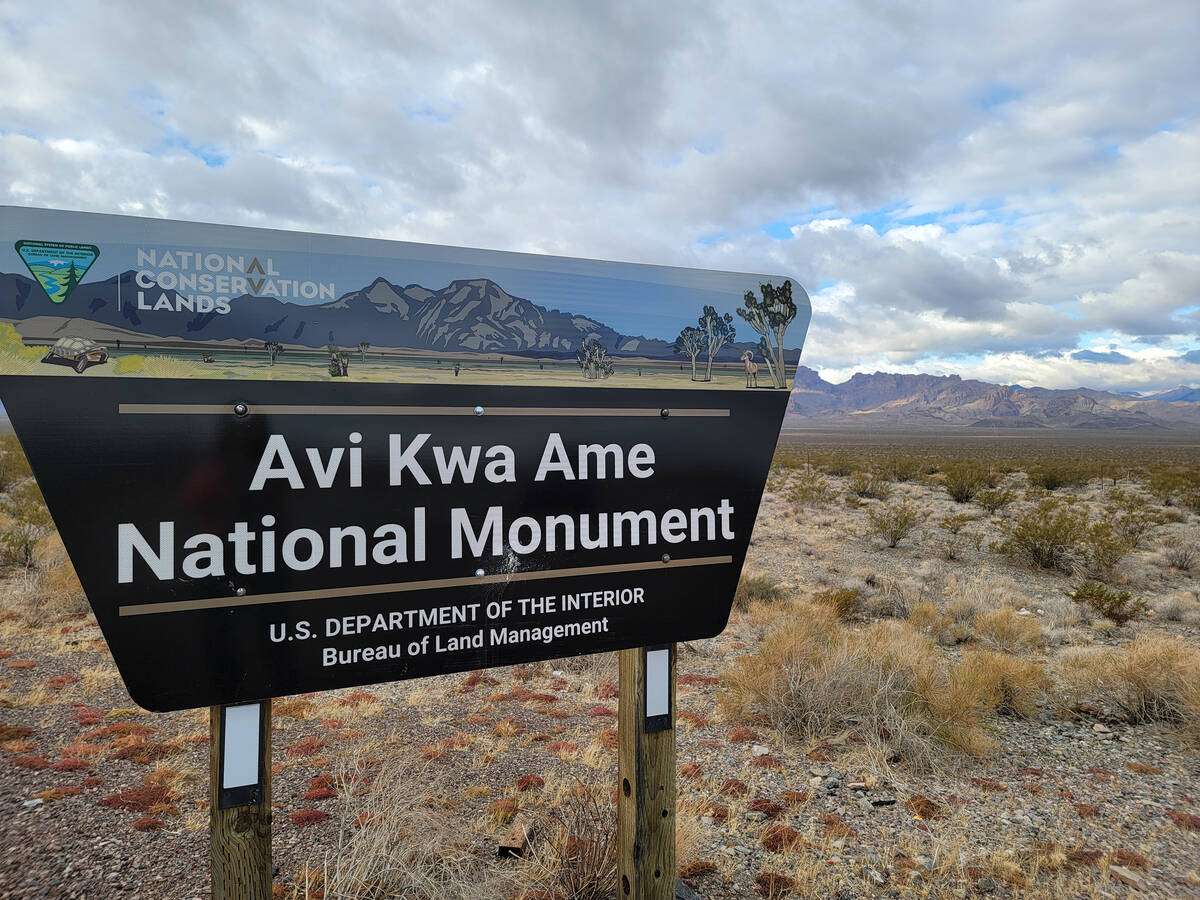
xmin=660 ymin=408 xmax=670 ymax=418
xmin=475 ymin=568 xmax=485 ymax=577
xmin=661 ymin=554 xmax=671 ymax=564
xmin=235 ymin=587 xmax=247 ymax=596
xmin=474 ymin=406 xmax=485 ymax=416
xmin=233 ymin=403 xmax=249 ymax=417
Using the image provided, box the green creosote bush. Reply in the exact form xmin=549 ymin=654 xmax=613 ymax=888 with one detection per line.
xmin=976 ymin=487 xmax=1016 ymax=514
xmin=848 ymin=470 xmax=892 ymax=500
xmin=1067 ymin=581 xmax=1147 ymax=626
xmin=1027 ymin=462 xmax=1093 ymax=491
xmin=943 ymin=463 xmax=991 ymax=503
xmin=0 ymin=480 xmax=54 ymax=569
xmin=867 ymin=499 xmax=924 ymax=549
xmin=734 ymin=572 xmax=784 ymax=610
xmin=785 ymin=467 xmax=832 ymax=507
xmin=1083 ymin=521 xmax=1134 ymax=581
xmin=880 ymin=455 xmax=923 ymax=483
xmin=995 ymin=498 xmax=1088 ymax=571
xmin=0 ymin=435 xmax=32 ymax=493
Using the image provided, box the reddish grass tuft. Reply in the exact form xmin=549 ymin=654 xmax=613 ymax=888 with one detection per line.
xmin=303 ymin=787 xmax=337 ymax=801
xmin=1074 ymin=803 xmax=1101 ymax=818
xmin=747 ymin=797 xmax=784 ymax=819
xmin=596 ymin=679 xmax=618 ymax=699
xmin=51 ymin=758 xmax=90 ymax=772
xmin=761 ymin=824 xmax=805 ymax=853
xmin=968 ymin=776 xmax=1007 ymax=792
xmin=586 ymin=706 xmax=617 ymax=718
xmin=1166 ymin=809 xmax=1200 ymax=831
xmin=678 ymin=762 xmax=704 ymax=779
xmin=420 ymin=746 xmax=447 ymax=760
xmin=598 ymin=728 xmax=619 ymax=750
xmin=1111 ymin=849 xmax=1149 ymax=870
xmin=718 ymin=778 xmax=749 ymax=797
xmin=8 ymin=660 xmax=36 ymax=669
xmin=82 ymin=723 xmax=155 ymax=742
xmin=677 ymin=710 xmax=710 ymax=728
xmin=752 ymin=755 xmax=782 ymax=769
xmin=1066 ymin=848 xmax=1104 ymax=869
xmin=781 ymin=790 xmax=809 ymax=806
xmin=100 ymin=785 xmax=175 ymax=813
xmin=755 ymin=872 xmax=796 ymax=897
xmin=82 ymin=776 xmax=103 ymax=787
xmin=0 ymin=724 xmax=34 ymax=742
xmin=35 ymin=786 xmax=84 ymax=802
xmin=11 ymin=755 xmax=49 ymax=770
xmin=706 ymin=802 xmax=729 ymax=823
xmin=289 ymin=809 xmax=329 ymax=827
xmin=131 ymin=816 xmax=164 ymax=831
xmin=286 ymin=737 xmax=327 ymax=758
xmin=337 ymin=690 xmax=379 ymax=706
xmin=545 ymin=740 xmax=578 ymax=755
xmin=679 ymin=673 xmax=720 ymax=687
xmin=906 ymin=796 xmax=946 ymax=819
xmin=726 ymin=726 xmax=758 ymax=742
xmin=2 ymin=739 xmax=36 ymax=753
xmin=818 ymin=812 xmax=856 ymax=839
xmin=46 ymin=674 xmax=81 ymax=691
xmin=1125 ymin=761 xmax=1163 ymax=775
xmin=678 ymin=860 xmax=719 ymax=880
xmin=516 ymin=774 xmax=545 ymax=792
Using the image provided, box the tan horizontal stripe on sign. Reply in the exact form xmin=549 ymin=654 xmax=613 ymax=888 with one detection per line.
xmin=118 ymin=404 xmax=729 ymax=417
xmin=117 ymin=555 xmax=734 ymax=617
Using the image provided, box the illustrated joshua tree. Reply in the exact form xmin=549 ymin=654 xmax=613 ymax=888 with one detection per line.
xmin=737 ymin=280 xmax=797 ymax=389
xmin=576 ymin=338 xmax=614 ymax=380
xmin=698 ymin=305 xmax=735 ymax=382
xmin=263 ymin=340 xmax=284 ymax=365
xmin=673 ymin=325 xmax=704 ymax=381
xmin=358 ymin=341 xmax=370 ymax=363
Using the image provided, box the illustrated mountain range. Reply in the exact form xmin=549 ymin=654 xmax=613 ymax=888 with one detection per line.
xmin=788 ymin=368 xmax=1200 ymax=429
xmin=0 ymin=270 xmax=796 ymax=363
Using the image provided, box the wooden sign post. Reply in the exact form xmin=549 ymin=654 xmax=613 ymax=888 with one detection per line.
xmin=210 ymin=702 xmax=273 ymax=900
xmin=618 ymin=645 xmax=676 ymax=899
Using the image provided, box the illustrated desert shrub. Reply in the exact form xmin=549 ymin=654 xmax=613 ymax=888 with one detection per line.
xmin=953 ymin=651 xmax=1048 ymax=717
xmin=1067 ymin=581 xmax=1147 ymax=625
xmin=323 ymin=752 xmax=516 ymax=899
xmin=995 ymin=499 xmax=1088 ymax=570
xmin=943 ymin=463 xmax=991 ymax=503
xmin=1056 ymin=635 xmax=1200 ymax=736
xmin=973 ymin=607 xmax=1043 ymax=652
xmin=114 ymin=355 xmax=146 ymax=375
xmin=848 ymin=470 xmax=892 ymax=500
xmin=138 ymin=356 xmax=195 ymax=378
xmin=812 ymin=587 xmax=862 ymax=621
xmin=733 ymin=572 xmax=783 ymax=610
xmin=785 ymin=467 xmax=832 ymax=507
xmin=720 ymin=603 xmax=996 ymax=766
xmin=976 ymin=488 xmax=1016 ymax=514
xmin=866 ymin=499 xmax=924 ymax=548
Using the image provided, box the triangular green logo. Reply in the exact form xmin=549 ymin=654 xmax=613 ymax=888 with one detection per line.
xmin=15 ymin=240 xmax=100 ymax=304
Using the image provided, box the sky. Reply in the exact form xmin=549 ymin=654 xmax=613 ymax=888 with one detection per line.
xmin=0 ymin=0 xmax=1196 ymax=394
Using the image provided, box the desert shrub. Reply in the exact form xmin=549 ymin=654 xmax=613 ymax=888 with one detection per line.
xmin=0 ymin=481 xmax=54 ymax=568
xmin=1055 ymin=634 xmax=1200 ymax=735
xmin=943 ymin=463 xmax=990 ymax=503
xmin=848 ymin=470 xmax=892 ymax=500
xmin=1028 ymin=462 xmax=1092 ymax=491
xmin=528 ymin=782 xmax=617 ymax=900
xmin=880 ymin=455 xmax=922 ymax=483
xmin=867 ymin=499 xmax=924 ymax=548
xmin=995 ymin=499 xmax=1088 ymax=570
xmin=820 ymin=454 xmax=855 ymax=477
xmin=1145 ymin=467 xmax=1200 ymax=509
xmin=1106 ymin=489 xmax=1159 ymax=547
xmin=976 ymin=488 xmax=1015 ymax=514
xmin=1160 ymin=538 xmax=1197 ymax=572
xmin=1067 ymin=581 xmax=1147 ymax=625
xmin=786 ymin=467 xmax=832 ymax=507
xmin=1153 ymin=592 xmax=1197 ymax=622
xmin=940 ymin=513 xmax=973 ymax=535
xmin=954 ymin=651 xmax=1048 ymax=717
xmin=114 ymin=355 xmax=146 ymax=374
xmin=721 ymin=604 xmax=995 ymax=766
xmin=973 ymin=607 xmax=1043 ymax=652
xmin=322 ymin=752 xmax=515 ymax=899
xmin=1082 ymin=522 xmax=1134 ymax=580
xmin=812 ymin=587 xmax=862 ymax=621
xmin=733 ymin=572 xmax=783 ymax=610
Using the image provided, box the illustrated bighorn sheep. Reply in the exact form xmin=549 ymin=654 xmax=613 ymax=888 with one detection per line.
xmin=741 ymin=349 xmax=759 ymax=388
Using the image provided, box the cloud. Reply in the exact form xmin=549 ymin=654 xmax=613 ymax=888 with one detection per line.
xmin=0 ymin=1 xmax=1197 ymax=392
xmin=1072 ymin=349 xmax=1134 ymax=364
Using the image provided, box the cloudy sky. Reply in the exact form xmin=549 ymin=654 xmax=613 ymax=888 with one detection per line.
xmin=1 ymin=0 xmax=1197 ymax=393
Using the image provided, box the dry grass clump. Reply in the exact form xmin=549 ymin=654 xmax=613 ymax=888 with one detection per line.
xmin=721 ymin=601 xmax=998 ymax=767
xmin=321 ymin=751 xmax=515 ymax=899
xmin=1055 ymin=634 xmax=1200 ymax=739
xmin=973 ymin=607 xmax=1043 ymax=652
xmin=953 ymin=651 xmax=1048 ymax=717
xmin=527 ymin=782 xmax=617 ymax=900
xmin=811 ymin=587 xmax=862 ymax=621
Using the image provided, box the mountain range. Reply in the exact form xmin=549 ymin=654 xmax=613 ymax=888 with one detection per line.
xmin=0 ymin=270 xmax=795 ymax=363
xmin=788 ymin=368 xmax=1200 ymax=429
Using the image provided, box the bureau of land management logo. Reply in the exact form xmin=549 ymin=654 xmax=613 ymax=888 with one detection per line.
xmin=15 ymin=240 xmax=100 ymax=304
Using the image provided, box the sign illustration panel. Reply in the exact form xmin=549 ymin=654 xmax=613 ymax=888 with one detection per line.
xmin=0 ymin=207 xmax=810 ymax=711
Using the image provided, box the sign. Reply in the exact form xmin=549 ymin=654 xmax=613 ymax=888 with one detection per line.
xmin=0 ymin=206 xmax=810 ymax=711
